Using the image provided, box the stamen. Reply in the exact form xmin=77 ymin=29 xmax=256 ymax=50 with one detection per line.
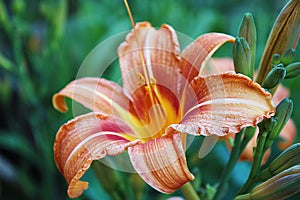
xmin=123 ymin=0 xmax=152 ymax=90
xmin=150 ymin=77 xmax=157 ymax=84
xmin=123 ymin=0 xmax=165 ymax=136
xmin=137 ymin=73 xmax=146 ymax=85
xmin=123 ymin=0 xmax=135 ymax=29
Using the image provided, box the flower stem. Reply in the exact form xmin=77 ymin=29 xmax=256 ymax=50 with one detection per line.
xmin=213 ymin=130 xmax=243 ymax=200
xmin=238 ymin=130 xmax=268 ymax=194
xmin=180 ymin=182 xmax=200 ymax=200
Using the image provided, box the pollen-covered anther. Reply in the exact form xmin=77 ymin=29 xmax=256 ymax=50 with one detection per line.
xmin=137 ymin=72 xmax=146 ymax=86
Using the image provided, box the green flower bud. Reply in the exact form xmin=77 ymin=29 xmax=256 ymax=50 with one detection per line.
xmin=256 ymin=0 xmax=300 ymax=84
xmin=251 ymin=166 xmax=300 ymax=200
xmin=260 ymin=143 xmax=300 ymax=180
xmin=236 ymin=166 xmax=300 ymax=200
xmin=271 ymin=54 xmax=281 ymax=65
xmin=281 ymin=48 xmax=296 ymax=66
xmin=238 ymin=12 xmax=256 ymax=79
xmin=262 ymin=65 xmax=286 ymax=89
xmin=285 ymin=62 xmax=300 ymax=79
xmin=263 ymin=98 xmax=293 ymax=151
xmin=263 ymin=117 xmax=277 ymax=132
xmin=233 ymin=37 xmax=251 ymax=77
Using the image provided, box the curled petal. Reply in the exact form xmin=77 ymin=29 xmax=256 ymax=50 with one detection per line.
xmin=181 ymin=33 xmax=235 ymax=82
xmin=128 ymin=133 xmax=194 ymax=193
xmin=54 ymin=112 xmax=140 ymax=198
xmin=170 ymin=73 xmax=275 ymax=136
xmin=118 ymin=22 xmax=181 ymax=97
xmin=204 ymin=57 xmax=235 ymax=75
xmin=53 ymin=78 xmax=134 ymax=118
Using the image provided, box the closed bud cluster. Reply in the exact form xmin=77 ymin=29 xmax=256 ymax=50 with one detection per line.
xmin=256 ymin=0 xmax=300 ymax=84
xmin=281 ymin=48 xmax=296 ymax=66
xmin=236 ymin=165 xmax=300 ymax=200
xmin=271 ymin=54 xmax=281 ymax=65
xmin=262 ymin=64 xmax=286 ymax=89
xmin=285 ymin=62 xmax=300 ymax=79
xmin=263 ymin=98 xmax=293 ymax=151
xmin=233 ymin=37 xmax=251 ymax=77
xmin=238 ymin=12 xmax=256 ymax=79
xmin=260 ymin=143 xmax=300 ymax=180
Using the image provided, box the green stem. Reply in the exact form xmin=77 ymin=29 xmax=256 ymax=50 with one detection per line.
xmin=213 ymin=130 xmax=243 ymax=200
xmin=239 ymin=127 xmax=256 ymax=154
xmin=180 ymin=182 xmax=200 ymax=200
xmin=238 ymin=130 xmax=268 ymax=194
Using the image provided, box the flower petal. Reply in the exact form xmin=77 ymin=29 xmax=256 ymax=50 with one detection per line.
xmin=169 ymin=73 xmax=275 ymax=136
xmin=128 ymin=133 xmax=194 ymax=193
xmin=118 ymin=22 xmax=181 ymax=97
xmin=52 ymin=77 xmax=133 ymax=118
xmin=181 ymin=33 xmax=235 ymax=82
xmin=54 ymin=112 xmax=140 ymax=198
xmin=204 ymin=57 xmax=235 ymax=75
xmin=130 ymin=82 xmax=181 ymax=129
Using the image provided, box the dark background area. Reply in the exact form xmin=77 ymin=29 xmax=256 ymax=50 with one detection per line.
xmin=0 ymin=0 xmax=299 ymax=199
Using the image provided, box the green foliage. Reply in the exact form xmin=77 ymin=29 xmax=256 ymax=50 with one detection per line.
xmin=0 ymin=0 xmax=299 ymax=200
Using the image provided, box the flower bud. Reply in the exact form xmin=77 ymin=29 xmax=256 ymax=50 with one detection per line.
xmin=238 ymin=12 xmax=256 ymax=79
xmin=262 ymin=117 xmax=277 ymax=132
xmin=250 ymin=165 xmax=300 ymax=200
xmin=233 ymin=37 xmax=251 ymax=77
xmin=236 ymin=166 xmax=300 ymax=200
xmin=271 ymin=54 xmax=281 ymax=65
xmin=263 ymin=98 xmax=293 ymax=151
xmin=262 ymin=65 xmax=286 ymax=89
xmin=281 ymin=48 xmax=296 ymax=66
xmin=285 ymin=62 xmax=300 ymax=79
xmin=256 ymin=0 xmax=300 ymax=84
xmin=260 ymin=143 xmax=300 ymax=180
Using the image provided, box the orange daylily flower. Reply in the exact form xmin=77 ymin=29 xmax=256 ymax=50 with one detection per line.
xmin=52 ymin=22 xmax=275 ymax=198
xmin=207 ymin=58 xmax=296 ymax=163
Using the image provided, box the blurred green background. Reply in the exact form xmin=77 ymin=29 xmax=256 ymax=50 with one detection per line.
xmin=0 ymin=0 xmax=299 ymax=199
